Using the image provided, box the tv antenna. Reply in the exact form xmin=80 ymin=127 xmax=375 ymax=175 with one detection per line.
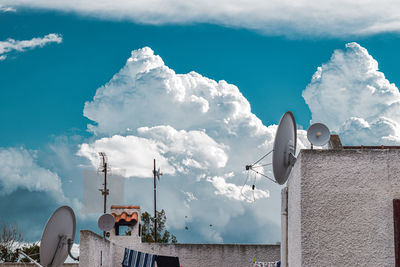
xmin=243 ymin=111 xmax=297 ymax=197
xmin=307 ymin=123 xmax=330 ymax=148
xmin=153 ymin=159 xmax=163 ymax=242
xmin=98 ymin=152 xmax=110 ymax=215
xmin=18 ymin=206 xmax=79 ymax=267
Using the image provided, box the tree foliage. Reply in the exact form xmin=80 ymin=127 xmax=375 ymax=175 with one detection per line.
xmin=140 ymin=210 xmax=177 ymax=243
xmin=20 ymin=243 xmax=40 ymax=263
xmin=0 ymin=223 xmax=40 ymax=263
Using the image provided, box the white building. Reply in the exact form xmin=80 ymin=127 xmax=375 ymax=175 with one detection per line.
xmin=285 ymin=139 xmax=400 ymax=266
xmin=79 ymin=205 xmax=280 ymax=266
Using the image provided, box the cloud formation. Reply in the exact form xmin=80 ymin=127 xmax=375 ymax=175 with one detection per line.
xmin=0 ymin=5 xmax=15 ymax=12
xmin=2 ymin=0 xmax=400 ymax=37
xmin=303 ymin=42 xmax=400 ymax=145
xmin=78 ymin=47 xmax=311 ymax=242
xmin=0 ymin=147 xmax=64 ymax=200
xmin=0 ymin=33 xmax=62 ymax=61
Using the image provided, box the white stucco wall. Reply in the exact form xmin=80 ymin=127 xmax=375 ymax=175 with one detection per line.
xmin=79 ymin=230 xmax=280 ymax=267
xmin=287 ymin=149 xmax=400 ymax=266
xmin=286 ymin=154 xmax=301 ymax=267
xmin=79 ymin=230 xmax=113 ymax=267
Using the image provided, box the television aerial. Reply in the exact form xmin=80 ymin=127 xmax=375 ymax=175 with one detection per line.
xmin=242 ymin=111 xmax=297 ymax=199
xmin=307 ymin=123 xmax=330 ymax=148
xmin=18 ymin=206 xmax=79 ymax=267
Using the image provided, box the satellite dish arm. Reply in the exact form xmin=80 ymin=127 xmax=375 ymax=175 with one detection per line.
xmin=250 ymin=150 xmax=273 ymax=167
xmin=17 ymin=249 xmax=43 ymax=267
xmin=67 ymin=239 xmax=79 ymax=261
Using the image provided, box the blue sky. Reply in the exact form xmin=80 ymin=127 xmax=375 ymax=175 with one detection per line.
xmin=1 ymin=2 xmax=400 ymax=245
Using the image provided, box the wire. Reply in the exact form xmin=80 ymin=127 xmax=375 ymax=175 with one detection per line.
xmin=240 ymin=170 xmax=254 ymax=202
xmin=248 ymin=168 xmax=277 ymax=184
xmin=241 ymin=148 xmax=278 ymax=202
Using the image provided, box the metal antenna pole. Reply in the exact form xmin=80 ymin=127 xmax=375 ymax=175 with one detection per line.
xmin=153 ymin=159 xmax=157 ymax=242
xmin=104 ymin=162 xmax=107 ymax=214
xmin=98 ymin=152 xmax=109 ymax=238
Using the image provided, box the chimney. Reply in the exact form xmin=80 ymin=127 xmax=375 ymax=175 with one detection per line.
xmin=328 ymin=134 xmax=343 ymax=150
xmin=109 ymin=205 xmax=142 ymax=244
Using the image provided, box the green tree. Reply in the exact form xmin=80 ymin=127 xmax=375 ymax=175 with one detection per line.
xmin=141 ymin=210 xmax=177 ymax=243
xmin=20 ymin=243 xmax=40 ymax=263
xmin=0 ymin=223 xmax=22 ymax=263
xmin=0 ymin=223 xmax=40 ymax=263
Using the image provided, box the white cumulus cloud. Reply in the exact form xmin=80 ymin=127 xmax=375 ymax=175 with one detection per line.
xmin=303 ymin=42 xmax=400 ymax=145
xmin=2 ymin=0 xmax=400 ymax=37
xmin=0 ymin=147 xmax=65 ymax=200
xmin=77 ymin=46 xmax=311 ymax=242
xmin=0 ymin=33 xmax=62 ymax=61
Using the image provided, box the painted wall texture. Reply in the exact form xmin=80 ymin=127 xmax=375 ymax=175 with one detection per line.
xmin=287 ymin=149 xmax=400 ymax=266
xmin=79 ymin=230 xmax=280 ymax=267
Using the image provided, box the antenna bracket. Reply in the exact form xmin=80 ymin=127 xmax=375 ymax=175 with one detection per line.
xmin=67 ymin=238 xmax=79 ymax=261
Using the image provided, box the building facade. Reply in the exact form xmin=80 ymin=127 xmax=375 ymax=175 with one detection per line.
xmin=286 ymin=148 xmax=400 ymax=266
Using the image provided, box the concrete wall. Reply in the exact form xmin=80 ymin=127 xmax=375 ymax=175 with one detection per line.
xmin=80 ymin=230 xmax=280 ymax=267
xmin=79 ymin=230 xmax=113 ymax=267
xmin=0 ymin=264 xmax=77 ymax=267
xmin=286 ymin=153 xmax=302 ymax=267
xmin=287 ymin=149 xmax=400 ymax=266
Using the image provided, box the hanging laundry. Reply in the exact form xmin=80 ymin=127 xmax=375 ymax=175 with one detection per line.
xmin=122 ymin=248 xmax=156 ymax=267
xmin=155 ymin=255 xmax=180 ymax=267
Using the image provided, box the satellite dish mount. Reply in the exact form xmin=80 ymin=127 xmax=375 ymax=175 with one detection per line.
xmin=243 ymin=111 xmax=298 ymax=198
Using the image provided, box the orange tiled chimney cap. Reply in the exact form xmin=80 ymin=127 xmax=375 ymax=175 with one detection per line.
xmin=112 ymin=211 xmax=138 ymax=223
xmin=111 ymin=205 xmax=140 ymax=209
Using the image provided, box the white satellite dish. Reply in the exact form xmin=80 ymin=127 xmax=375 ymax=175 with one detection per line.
xmin=40 ymin=206 xmax=78 ymax=266
xmin=18 ymin=206 xmax=79 ymax=267
xmin=98 ymin=213 xmax=115 ymax=232
xmin=272 ymin=111 xmax=297 ymax=185
xmin=307 ymin=123 xmax=330 ymax=147
xmin=242 ymin=111 xmax=297 ymax=196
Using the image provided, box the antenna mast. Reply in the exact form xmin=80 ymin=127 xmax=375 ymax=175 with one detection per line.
xmin=98 ymin=152 xmax=109 ymax=214
xmin=153 ymin=159 xmax=156 ymax=242
xmin=152 ymin=159 xmax=162 ymax=242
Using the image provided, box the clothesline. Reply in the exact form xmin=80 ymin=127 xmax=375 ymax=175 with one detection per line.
xmin=122 ymin=247 xmax=180 ymax=267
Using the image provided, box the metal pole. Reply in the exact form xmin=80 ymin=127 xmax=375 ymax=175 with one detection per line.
xmin=104 ymin=162 xmax=107 ymax=214
xmin=281 ymin=187 xmax=288 ymax=267
xmin=153 ymin=159 xmax=157 ymax=242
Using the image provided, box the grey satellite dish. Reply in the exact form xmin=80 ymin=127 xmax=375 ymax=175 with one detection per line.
xmin=98 ymin=213 xmax=115 ymax=232
xmin=243 ymin=111 xmax=297 ymax=196
xmin=307 ymin=123 xmax=330 ymax=147
xmin=272 ymin=111 xmax=297 ymax=185
xmin=40 ymin=206 xmax=79 ymax=266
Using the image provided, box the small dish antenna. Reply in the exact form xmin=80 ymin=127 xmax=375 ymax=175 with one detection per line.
xmin=242 ymin=111 xmax=297 ymax=199
xmin=98 ymin=213 xmax=115 ymax=232
xmin=307 ymin=123 xmax=330 ymax=147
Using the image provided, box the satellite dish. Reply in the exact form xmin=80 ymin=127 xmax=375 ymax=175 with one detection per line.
xmin=98 ymin=213 xmax=115 ymax=232
xmin=307 ymin=123 xmax=330 ymax=147
xmin=40 ymin=206 xmax=78 ymax=266
xmin=272 ymin=111 xmax=297 ymax=185
xmin=242 ymin=111 xmax=297 ymax=197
